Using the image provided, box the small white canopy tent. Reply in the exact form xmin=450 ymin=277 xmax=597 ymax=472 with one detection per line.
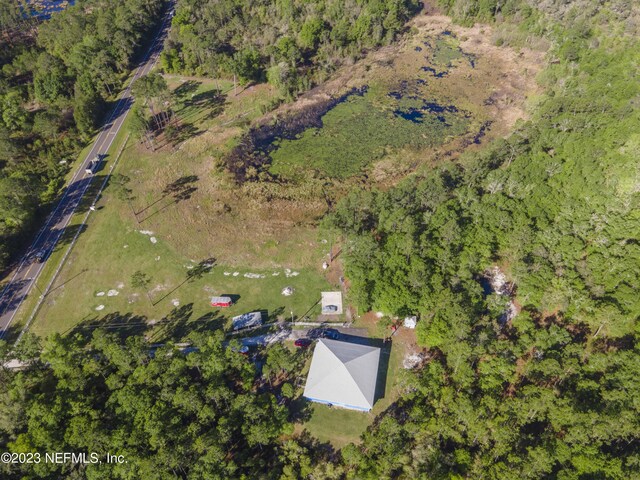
xmin=303 ymin=339 xmax=381 ymax=411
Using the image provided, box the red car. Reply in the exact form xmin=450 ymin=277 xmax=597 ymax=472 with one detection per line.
xmin=294 ymin=338 xmax=312 ymax=348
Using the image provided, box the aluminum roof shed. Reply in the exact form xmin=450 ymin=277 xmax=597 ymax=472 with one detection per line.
xmin=303 ymin=339 xmax=381 ymax=412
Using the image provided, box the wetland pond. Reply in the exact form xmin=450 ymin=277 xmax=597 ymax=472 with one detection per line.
xmin=225 ymin=31 xmax=481 ymax=182
xmin=267 ymin=81 xmax=470 ymax=179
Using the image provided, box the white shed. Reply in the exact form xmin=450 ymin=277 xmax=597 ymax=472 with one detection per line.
xmin=403 ymin=316 xmax=418 ymax=329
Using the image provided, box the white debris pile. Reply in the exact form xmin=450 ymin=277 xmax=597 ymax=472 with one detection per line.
xmin=281 ymin=286 xmax=294 ymax=296
xmin=232 ymin=272 xmax=239 ymax=277
xmin=95 ymin=305 xmax=105 ymax=311
xmin=244 ymin=273 xmax=265 ymax=279
xmin=107 ymin=290 xmax=119 ymax=297
xmin=485 ymin=266 xmax=519 ymax=325
xmin=96 ymin=291 xmax=105 ymax=297
xmin=138 ymin=230 xmax=154 ymax=236
xmin=284 ymin=268 xmax=299 ymax=277
xmin=223 ymin=272 xmax=231 ymax=276
xmin=272 ymin=272 xmax=280 ymax=276
xmin=502 ymin=301 xmax=518 ymax=324
xmin=486 ymin=266 xmax=510 ymax=295
xmin=403 ymin=352 xmax=424 ymax=369
xmin=150 ymin=237 xmax=158 ymax=244
xmin=150 ymin=284 xmax=167 ymax=294
xmin=171 ymin=299 xmax=180 ymax=306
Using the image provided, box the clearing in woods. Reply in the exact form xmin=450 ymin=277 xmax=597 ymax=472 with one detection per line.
xmin=25 ymin=11 xmax=543 ymax=340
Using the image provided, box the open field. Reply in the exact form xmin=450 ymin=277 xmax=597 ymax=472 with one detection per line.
xmin=27 ymin=77 xmax=333 ymax=337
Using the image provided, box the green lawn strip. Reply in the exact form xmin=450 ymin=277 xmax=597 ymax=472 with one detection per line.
xmin=302 ymin=403 xmax=374 ymax=448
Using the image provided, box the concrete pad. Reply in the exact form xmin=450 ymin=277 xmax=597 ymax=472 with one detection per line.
xmin=321 ymin=291 xmax=343 ymax=315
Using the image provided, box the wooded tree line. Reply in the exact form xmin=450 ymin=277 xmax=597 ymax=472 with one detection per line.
xmin=161 ymin=0 xmax=420 ymax=98
xmin=325 ymin=1 xmax=640 ymax=477
xmin=0 ymin=331 xmax=342 ymax=480
xmin=0 ymin=0 xmax=166 ymax=270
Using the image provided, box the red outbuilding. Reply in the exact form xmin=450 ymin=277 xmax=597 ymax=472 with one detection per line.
xmin=211 ymin=296 xmax=233 ymax=308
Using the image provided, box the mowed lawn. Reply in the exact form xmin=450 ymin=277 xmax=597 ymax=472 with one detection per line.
xmin=29 ymin=75 xmax=334 ymax=338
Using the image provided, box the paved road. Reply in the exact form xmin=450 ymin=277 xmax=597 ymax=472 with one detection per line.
xmin=0 ymin=5 xmax=175 ymax=340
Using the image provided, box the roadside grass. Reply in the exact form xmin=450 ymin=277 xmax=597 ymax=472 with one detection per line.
xmin=5 ymin=113 xmax=134 ymax=338
xmin=28 ymin=75 xmax=332 ymax=338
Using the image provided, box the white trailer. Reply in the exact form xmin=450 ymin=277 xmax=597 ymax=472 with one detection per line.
xmin=232 ymin=311 xmax=263 ymax=331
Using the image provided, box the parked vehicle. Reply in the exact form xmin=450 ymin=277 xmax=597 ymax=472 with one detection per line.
xmin=211 ymin=296 xmax=233 ymax=307
xmin=294 ymin=338 xmax=312 ymax=348
xmin=321 ymin=328 xmax=340 ymax=340
xmin=230 ymin=345 xmax=250 ymax=355
xmin=34 ymin=249 xmax=47 ymax=263
xmin=322 ymin=304 xmax=339 ymax=313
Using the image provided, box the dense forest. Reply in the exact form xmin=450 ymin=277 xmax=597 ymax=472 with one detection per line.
xmin=162 ymin=0 xmax=420 ymax=97
xmin=0 ymin=0 xmax=166 ymax=270
xmin=0 ymin=331 xmax=330 ymax=479
xmin=2 ymin=0 xmax=640 ymax=478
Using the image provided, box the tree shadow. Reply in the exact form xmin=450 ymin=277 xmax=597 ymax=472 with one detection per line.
xmin=173 ymin=80 xmax=202 ymax=99
xmin=218 ymin=294 xmax=241 ymax=304
xmin=183 ymin=89 xmax=224 ymax=109
xmin=177 ymin=88 xmax=228 ymax=124
xmin=67 ymin=311 xmax=149 ymax=340
xmin=158 ymin=308 xmax=227 ymax=342
xmin=163 ymin=175 xmax=199 ymax=196
xmin=163 ymin=121 xmax=205 ymax=146
xmin=289 ymin=396 xmax=314 ymax=423
xmin=0 ymin=317 xmax=28 ymax=344
xmin=137 ymin=174 xmax=199 ymax=222
xmin=151 ymin=257 xmax=216 ymax=306
xmin=267 ymin=306 xmax=285 ymax=323
xmin=148 ymin=303 xmax=194 ymax=343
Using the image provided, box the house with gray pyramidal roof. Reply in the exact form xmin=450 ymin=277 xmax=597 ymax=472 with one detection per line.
xmin=303 ymin=339 xmax=381 ymax=411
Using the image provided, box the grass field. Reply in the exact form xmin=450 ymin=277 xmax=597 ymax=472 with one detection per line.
xmin=19 ymin=13 xmax=541 ymax=351
xmin=26 ymin=75 xmax=334 ymax=338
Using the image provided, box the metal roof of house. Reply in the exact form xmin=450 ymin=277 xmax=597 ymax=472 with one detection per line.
xmin=303 ymin=339 xmax=380 ymax=411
